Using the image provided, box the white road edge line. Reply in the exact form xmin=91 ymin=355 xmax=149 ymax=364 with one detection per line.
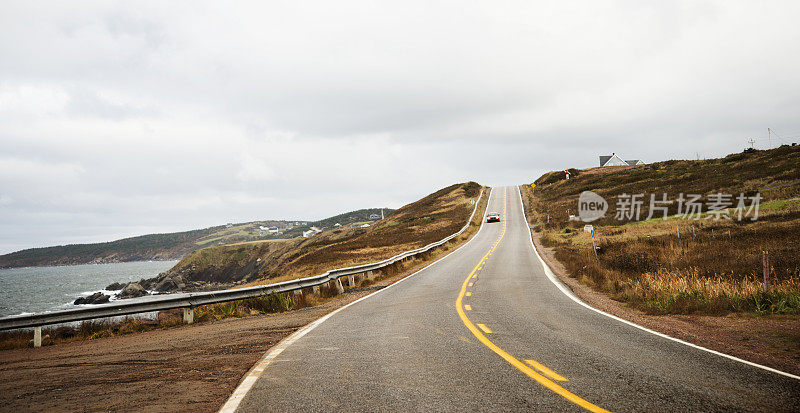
xmin=516 ymin=186 xmax=800 ymax=381
xmin=219 ymin=188 xmax=494 ymax=413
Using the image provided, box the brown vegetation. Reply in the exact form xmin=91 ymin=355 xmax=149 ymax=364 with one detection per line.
xmin=521 ymin=145 xmax=800 ymax=316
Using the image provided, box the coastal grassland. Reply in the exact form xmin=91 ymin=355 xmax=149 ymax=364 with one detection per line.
xmin=158 ymin=182 xmax=485 ymax=288
xmin=521 ymin=145 xmax=800 ymax=316
xmin=273 ymin=181 xmax=483 ymax=278
xmin=162 ymin=239 xmax=300 ymax=286
xmin=0 ymin=220 xmax=293 ymax=268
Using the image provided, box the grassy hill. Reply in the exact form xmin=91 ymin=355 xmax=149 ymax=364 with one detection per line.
xmin=312 ymin=208 xmax=390 ymax=228
xmin=0 ymin=208 xmax=393 ymax=269
xmin=143 ymin=182 xmax=483 ymax=291
xmin=276 ymin=208 xmax=395 ymax=238
xmin=521 ymin=145 xmax=800 ymax=316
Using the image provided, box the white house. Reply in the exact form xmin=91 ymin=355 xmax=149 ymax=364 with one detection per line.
xmin=360 ymin=223 xmax=371 ymax=228
xmin=599 ymin=153 xmax=645 ymax=167
xmin=369 ymin=213 xmax=380 ymax=220
xmin=303 ymin=226 xmax=322 ymax=238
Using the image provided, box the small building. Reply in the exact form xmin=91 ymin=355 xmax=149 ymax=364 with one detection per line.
xmin=600 ymin=153 xmax=645 ymax=167
xmin=360 ymin=223 xmax=371 ymax=228
xmin=334 ymin=223 xmax=342 ymax=227
xmin=369 ymin=213 xmax=380 ymax=220
xmin=302 ymin=226 xmax=322 ymax=238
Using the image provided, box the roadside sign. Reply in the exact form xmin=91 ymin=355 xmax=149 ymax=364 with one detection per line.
xmin=591 ymin=228 xmax=595 ymax=238
xmin=530 ymin=183 xmax=536 ymax=188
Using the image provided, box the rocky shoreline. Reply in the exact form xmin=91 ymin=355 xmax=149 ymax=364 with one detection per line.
xmin=74 ymin=269 xmax=239 ymax=306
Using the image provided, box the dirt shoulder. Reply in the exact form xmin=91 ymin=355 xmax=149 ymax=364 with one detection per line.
xmin=531 ymin=230 xmax=800 ymax=377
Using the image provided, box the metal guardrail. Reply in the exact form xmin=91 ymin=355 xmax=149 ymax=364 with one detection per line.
xmin=0 ymin=189 xmax=485 ymax=332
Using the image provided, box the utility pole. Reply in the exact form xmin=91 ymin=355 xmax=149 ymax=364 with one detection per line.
xmin=768 ymin=128 xmax=771 ymax=148
xmin=748 ymin=138 xmax=755 ymax=149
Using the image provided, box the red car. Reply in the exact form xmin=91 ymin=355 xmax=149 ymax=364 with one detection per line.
xmin=486 ymin=212 xmax=501 ymax=223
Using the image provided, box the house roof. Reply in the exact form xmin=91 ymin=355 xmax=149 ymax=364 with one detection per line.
xmin=625 ymin=160 xmax=640 ymax=165
xmin=599 ymin=153 xmax=627 ymax=166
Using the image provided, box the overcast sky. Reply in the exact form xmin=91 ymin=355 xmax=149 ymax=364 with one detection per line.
xmin=1 ymin=1 xmax=799 ymax=253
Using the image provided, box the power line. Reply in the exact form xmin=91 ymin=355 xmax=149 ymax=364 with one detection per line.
xmin=769 ymin=128 xmax=798 ymax=145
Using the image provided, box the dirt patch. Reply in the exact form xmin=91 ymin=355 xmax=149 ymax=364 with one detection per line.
xmin=531 ymin=230 xmax=800 ymax=377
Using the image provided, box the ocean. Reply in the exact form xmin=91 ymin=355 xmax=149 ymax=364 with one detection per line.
xmin=0 ymin=261 xmax=177 ymax=318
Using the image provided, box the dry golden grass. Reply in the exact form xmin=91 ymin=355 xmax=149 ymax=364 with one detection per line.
xmin=620 ymin=269 xmax=800 ymax=314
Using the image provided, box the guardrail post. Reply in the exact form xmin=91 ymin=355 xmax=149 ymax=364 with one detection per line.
xmin=347 ymin=274 xmax=356 ymax=287
xmin=312 ymin=285 xmax=320 ymax=295
xmin=332 ymin=278 xmax=344 ymax=294
xmin=183 ymin=307 xmax=195 ymax=324
xmin=33 ymin=326 xmax=42 ymax=348
xmin=367 ymin=270 xmax=374 ymax=280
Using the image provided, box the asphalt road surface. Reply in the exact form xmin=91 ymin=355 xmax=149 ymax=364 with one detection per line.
xmin=235 ymin=187 xmax=800 ymax=412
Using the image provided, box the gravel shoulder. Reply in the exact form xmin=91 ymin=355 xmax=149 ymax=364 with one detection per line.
xmin=531 ymin=230 xmax=800 ymax=377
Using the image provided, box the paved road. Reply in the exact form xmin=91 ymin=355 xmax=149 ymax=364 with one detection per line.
xmin=236 ymin=187 xmax=800 ymax=412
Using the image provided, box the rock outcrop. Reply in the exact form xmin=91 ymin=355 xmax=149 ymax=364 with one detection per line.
xmin=152 ymin=273 xmax=186 ymax=293
xmin=73 ymin=292 xmax=110 ymax=305
xmin=116 ymin=282 xmax=148 ymax=299
xmin=105 ymin=282 xmax=126 ymax=290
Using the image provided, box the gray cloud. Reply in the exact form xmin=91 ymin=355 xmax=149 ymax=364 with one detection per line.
xmin=1 ymin=1 xmax=799 ymax=253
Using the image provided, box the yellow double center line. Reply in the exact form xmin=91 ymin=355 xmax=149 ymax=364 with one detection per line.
xmin=455 ymin=187 xmax=609 ymax=412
